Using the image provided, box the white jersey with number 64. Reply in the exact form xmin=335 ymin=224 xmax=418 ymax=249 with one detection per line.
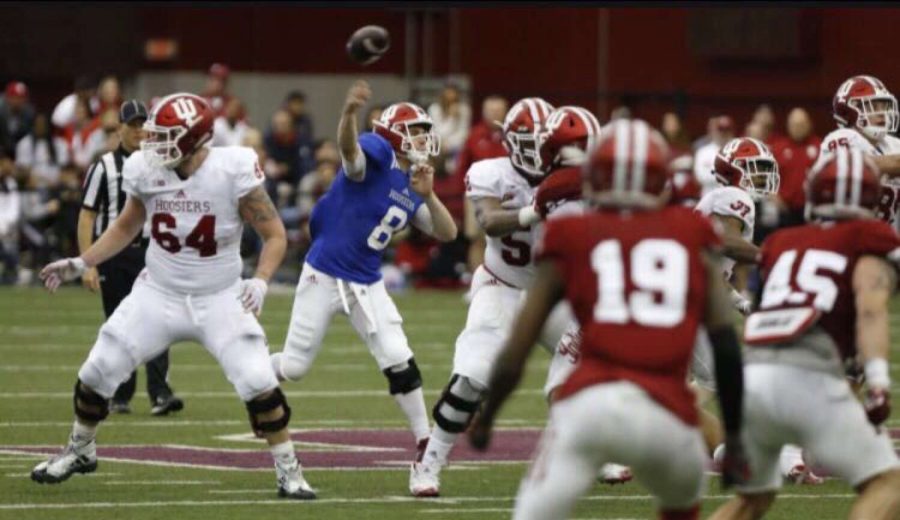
xmin=122 ymin=146 xmax=263 ymax=295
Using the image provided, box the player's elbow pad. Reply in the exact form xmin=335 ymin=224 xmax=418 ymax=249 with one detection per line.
xmin=707 ymin=326 xmax=744 ymax=435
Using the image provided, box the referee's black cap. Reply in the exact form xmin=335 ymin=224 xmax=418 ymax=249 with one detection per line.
xmin=119 ymin=100 xmax=148 ymax=124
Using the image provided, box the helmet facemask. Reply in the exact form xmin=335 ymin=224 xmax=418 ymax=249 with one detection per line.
xmin=735 ymin=156 xmax=780 ymax=199
xmin=399 ymin=123 xmax=440 ymax=164
xmin=850 ymin=95 xmax=899 ymax=141
xmin=506 ymin=131 xmax=544 ymax=177
xmin=141 ymin=122 xmax=188 ymax=169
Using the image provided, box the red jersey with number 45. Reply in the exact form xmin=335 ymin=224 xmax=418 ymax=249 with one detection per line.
xmin=123 ymin=146 xmax=264 ymax=295
xmin=747 ymin=219 xmax=900 ymax=361
xmin=538 ymin=206 xmax=722 ymax=426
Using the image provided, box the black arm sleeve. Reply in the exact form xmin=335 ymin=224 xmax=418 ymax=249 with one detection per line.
xmin=707 ymin=326 xmax=744 ymax=436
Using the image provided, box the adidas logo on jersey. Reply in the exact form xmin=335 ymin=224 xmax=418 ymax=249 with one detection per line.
xmin=176 ymin=190 xmax=187 ymax=199
xmin=402 ymin=188 xmax=410 ymax=196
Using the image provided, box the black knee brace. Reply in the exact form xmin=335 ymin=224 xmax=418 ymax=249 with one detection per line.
xmin=73 ymin=379 xmax=109 ymax=423
xmin=432 ymin=374 xmax=482 ymax=434
xmin=383 ymin=358 xmax=423 ymax=395
xmin=245 ymin=387 xmax=292 ymax=433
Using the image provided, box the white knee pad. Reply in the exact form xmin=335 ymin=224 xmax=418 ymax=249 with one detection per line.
xmin=271 ymin=351 xmax=312 ymax=382
xmin=77 ymin=332 xmax=138 ymax=399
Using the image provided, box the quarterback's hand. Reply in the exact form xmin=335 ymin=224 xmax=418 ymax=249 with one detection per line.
xmin=864 ymin=387 xmax=891 ymax=427
xmin=344 ymin=80 xmax=371 ymax=113
xmin=239 ymin=278 xmax=268 ymax=316
xmin=81 ymin=267 xmax=101 ymax=293
xmin=720 ymin=435 xmax=751 ymax=490
xmin=410 ymin=163 xmax=435 ymax=198
xmin=468 ymin=418 xmax=493 ymax=452
xmin=533 ymin=167 xmax=583 ymax=218
xmin=40 ymin=257 xmax=87 ymax=293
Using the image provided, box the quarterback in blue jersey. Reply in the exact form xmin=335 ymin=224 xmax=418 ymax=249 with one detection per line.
xmin=270 ymin=80 xmax=457 ymax=468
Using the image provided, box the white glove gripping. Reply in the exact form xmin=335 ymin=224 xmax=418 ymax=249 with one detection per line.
xmin=729 ymin=288 xmax=752 ymax=316
xmin=40 ymin=257 xmax=87 ymax=293
xmin=239 ymin=278 xmax=269 ymax=316
xmin=518 ymin=205 xmax=541 ymax=227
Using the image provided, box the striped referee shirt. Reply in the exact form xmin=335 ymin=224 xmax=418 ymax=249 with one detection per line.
xmin=81 ymin=145 xmax=146 ymax=244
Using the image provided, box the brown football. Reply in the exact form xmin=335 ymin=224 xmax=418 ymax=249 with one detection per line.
xmin=346 ymin=25 xmax=391 ymax=66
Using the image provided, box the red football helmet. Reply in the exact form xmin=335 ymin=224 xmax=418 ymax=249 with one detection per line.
xmin=583 ymin=119 xmax=671 ymax=209
xmin=713 ymin=137 xmax=780 ymax=199
xmin=833 ymin=75 xmax=899 ymax=141
xmin=806 ymin=147 xmax=882 ymax=220
xmin=373 ymin=102 xmax=440 ymax=164
xmin=142 ymin=93 xmax=214 ymax=168
xmin=499 ymin=97 xmax=555 ymax=179
xmin=669 ymin=171 xmax=702 ymax=207
xmin=538 ymin=105 xmax=601 ymax=173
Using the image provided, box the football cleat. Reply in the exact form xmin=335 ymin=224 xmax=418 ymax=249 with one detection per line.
xmin=31 ymin=438 xmax=97 ymax=484
xmin=786 ymin=464 xmax=824 ymax=485
xmin=409 ymin=461 xmax=441 ymax=497
xmin=151 ymin=394 xmax=184 ymax=416
xmin=275 ymin=458 xmax=316 ymax=500
xmin=598 ymin=463 xmax=633 ymax=485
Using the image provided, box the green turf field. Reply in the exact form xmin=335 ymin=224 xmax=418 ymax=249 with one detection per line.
xmin=0 ymin=286 xmax=897 ymax=520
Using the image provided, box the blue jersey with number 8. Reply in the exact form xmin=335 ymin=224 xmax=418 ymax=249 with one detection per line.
xmin=306 ymin=132 xmax=423 ymax=283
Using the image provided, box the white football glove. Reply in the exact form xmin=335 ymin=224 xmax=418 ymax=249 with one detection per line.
xmin=40 ymin=257 xmax=87 ymax=293
xmin=239 ymin=278 xmax=268 ymax=316
xmin=729 ymin=288 xmax=753 ymax=316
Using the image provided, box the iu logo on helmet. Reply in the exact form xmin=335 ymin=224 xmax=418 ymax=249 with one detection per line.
xmin=172 ymin=98 xmax=201 ymax=128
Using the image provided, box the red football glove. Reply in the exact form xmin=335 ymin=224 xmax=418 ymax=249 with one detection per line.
xmin=534 ymin=167 xmax=583 ymax=218
xmin=864 ymin=387 xmax=891 ymax=427
xmin=720 ymin=436 xmax=751 ymax=490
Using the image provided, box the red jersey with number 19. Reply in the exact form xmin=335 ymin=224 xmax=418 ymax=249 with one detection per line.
xmin=754 ymin=219 xmax=900 ymax=361
xmin=122 ymin=146 xmax=264 ymax=295
xmin=537 ymin=206 xmax=722 ymax=426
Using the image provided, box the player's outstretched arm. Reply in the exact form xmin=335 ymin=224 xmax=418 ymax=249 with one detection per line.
xmin=41 ymin=197 xmax=147 ymax=292
xmin=853 ymin=255 xmax=896 ymax=426
xmin=410 ymin=163 xmax=457 ymax=242
xmin=240 ymin=186 xmax=286 ymax=283
xmin=473 ymin=197 xmax=538 ymax=237
xmin=870 ymin=154 xmax=900 ymax=177
xmin=702 ymin=250 xmax=748 ymax=488
xmin=238 ymin=186 xmax=286 ymax=316
xmin=712 ymin=214 xmax=760 ymax=264
xmin=470 ymin=259 xmax=563 ymax=450
xmin=338 ymin=80 xmax=371 ymax=182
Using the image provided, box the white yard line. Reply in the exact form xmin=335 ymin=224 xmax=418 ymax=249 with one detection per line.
xmin=0 ymin=494 xmax=859 ymax=510
xmin=0 ymin=418 xmax=546 ymax=429
xmin=105 ymin=480 xmax=220 ymax=486
xmin=0 ymin=388 xmax=548 ymax=398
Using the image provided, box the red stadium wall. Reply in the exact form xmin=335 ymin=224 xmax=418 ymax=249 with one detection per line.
xmin=6 ymin=6 xmax=900 ymax=138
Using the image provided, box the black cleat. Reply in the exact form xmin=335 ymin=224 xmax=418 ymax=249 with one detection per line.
xmin=151 ymin=394 xmax=184 ymax=416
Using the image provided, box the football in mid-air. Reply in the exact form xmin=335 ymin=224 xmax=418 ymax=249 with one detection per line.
xmin=346 ymin=25 xmax=391 ymax=65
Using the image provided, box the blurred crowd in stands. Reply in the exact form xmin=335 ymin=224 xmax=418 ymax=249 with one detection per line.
xmin=0 ymin=63 xmax=825 ymax=289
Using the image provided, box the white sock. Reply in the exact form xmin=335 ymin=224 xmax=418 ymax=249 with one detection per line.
xmin=71 ymin=420 xmax=96 ymax=445
xmin=270 ymin=440 xmax=298 ymax=467
xmin=779 ymin=444 xmax=804 ymax=475
xmin=392 ymin=388 xmax=430 ymax=442
xmin=421 ymin=427 xmax=456 ymax=467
